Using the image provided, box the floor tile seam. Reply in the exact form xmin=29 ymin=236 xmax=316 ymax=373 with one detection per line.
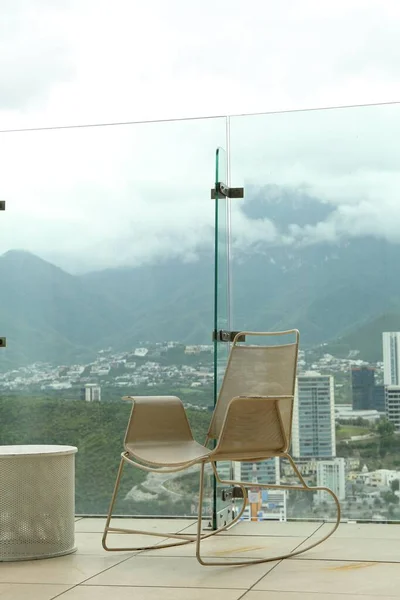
xmin=0 ymin=552 xmax=131 ymax=589
xmin=48 ymin=584 xmax=78 ymax=600
xmin=236 ymin=590 xmax=251 ymax=600
xmin=45 ymin=553 xmax=138 ymax=596
xmin=73 ymin=553 xmax=135 ymax=557
xmin=0 ymin=582 xmax=77 ymax=596
xmin=76 ymin=532 xmax=329 ymax=539
xmin=140 ymin=553 xmax=299 ymax=559
xmin=91 ymin=525 xmax=400 ymax=542
xmin=0 ymin=581 xmax=246 ymax=590
xmin=96 ymin=554 xmax=270 ymax=560
xmin=0 ymin=580 xmax=246 ymax=593
xmin=177 ymin=522 xmax=203 ymax=534
xmin=0 ymin=582 xmax=71 ymax=587
xmin=314 ymin=537 xmax=400 ymax=541
xmin=289 ymin=557 xmax=400 ymax=564
xmin=219 ymin=534 xmax=314 ymax=539
xmin=242 ymin=590 xmax=400 ymax=597
xmin=80 ymin=583 xmax=248 ymax=589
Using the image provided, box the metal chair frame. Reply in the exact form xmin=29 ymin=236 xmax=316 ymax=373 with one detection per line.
xmin=102 ymin=330 xmax=341 ymax=566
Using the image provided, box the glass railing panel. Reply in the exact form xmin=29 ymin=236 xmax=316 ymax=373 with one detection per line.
xmin=0 ymin=116 xmax=226 ymax=517
xmin=230 ymin=103 xmax=400 ymax=523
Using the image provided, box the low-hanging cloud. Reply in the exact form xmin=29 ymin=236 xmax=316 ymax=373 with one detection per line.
xmin=2 ymin=104 xmax=400 ymax=273
xmin=1 ymin=2 xmax=400 ymax=272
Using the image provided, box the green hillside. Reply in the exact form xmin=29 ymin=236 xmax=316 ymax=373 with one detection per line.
xmin=324 ymin=312 xmax=400 ymax=362
xmin=0 ymin=395 xmax=210 ymax=514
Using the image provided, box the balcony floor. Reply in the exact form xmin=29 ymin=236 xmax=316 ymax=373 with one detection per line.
xmin=1 ymin=518 xmax=400 ymax=599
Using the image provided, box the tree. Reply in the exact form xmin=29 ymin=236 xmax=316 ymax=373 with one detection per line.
xmin=377 ymin=419 xmax=395 ymax=438
xmin=381 ymin=491 xmax=399 ymax=505
xmin=377 ymin=418 xmax=396 ymax=457
xmin=391 ymin=479 xmax=400 ymax=493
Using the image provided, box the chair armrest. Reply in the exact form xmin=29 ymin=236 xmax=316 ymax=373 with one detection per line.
xmin=211 ymin=395 xmax=293 ymax=460
xmin=276 ymin=395 xmax=293 ymax=444
xmin=123 ymin=396 xmax=195 ymax=447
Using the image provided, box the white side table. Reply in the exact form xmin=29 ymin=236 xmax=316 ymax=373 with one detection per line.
xmin=0 ymin=445 xmax=77 ymax=561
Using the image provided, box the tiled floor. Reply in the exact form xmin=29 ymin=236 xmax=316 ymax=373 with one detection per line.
xmin=1 ymin=518 xmax=400 ymax=599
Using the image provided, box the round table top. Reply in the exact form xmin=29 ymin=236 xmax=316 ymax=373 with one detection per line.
xmin=0 ymin=445 xmax=77 ymax=457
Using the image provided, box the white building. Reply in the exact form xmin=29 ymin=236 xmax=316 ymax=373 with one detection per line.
xmin=134 ymin=348 xmax=148 ymax=357
xmin=358 ymin=468 xmax=400 ymax=488
xmin=83 ymin=383 xmax=101 ymax=402
xmin=382 ymin=332 xmax=400 ymax=386
xmin=292 ymin=373 xmax=336 ymax=459
xmin=316 ymin=458 xmax=346 ymax=502
xmin=335 ymin=406 xmax=382 ymax=423
xmin=385 ymin=385 xmax=400 ymax=431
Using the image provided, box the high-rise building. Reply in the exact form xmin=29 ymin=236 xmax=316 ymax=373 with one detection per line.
xmin=385 ymin=385 xmax=400 ymax=431
xmin=82 ymin=383 xmax=101 ymax=402
xmin=292 ymin=373 xmax=336 ymax=459
xmin=352 ymin=366 xmax=375 ymax=410
xmin=382 ymin=332 xmax=400 ymax=386
xmin=316 ymin=458 xmax=346 ymax=502
xmin=373 ymin=384 xmax=386 ymax=413
xmin=352 ymin=367 xmax=385 ymax=412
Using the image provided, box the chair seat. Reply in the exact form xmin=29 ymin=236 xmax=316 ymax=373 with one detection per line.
xmin=126 ymin=440 xmax=211 ymax=467
xmin=212 ymin=450 xmax=284 ymax=462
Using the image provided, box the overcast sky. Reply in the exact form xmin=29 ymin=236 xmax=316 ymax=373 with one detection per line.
xmin=1 ymin=0 xmax=400 ymax=271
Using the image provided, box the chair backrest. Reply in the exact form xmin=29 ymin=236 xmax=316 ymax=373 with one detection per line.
xmin=207 ymin=330 xmax=299 ymax=441
xmin=124 ymin=396 xmax=194 ymax=446
xmin=212 ymin=396 xmax=291 ymax=461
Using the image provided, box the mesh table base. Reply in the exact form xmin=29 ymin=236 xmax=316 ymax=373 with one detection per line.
xmin=0 ymin=446 xmax=77 ymax=561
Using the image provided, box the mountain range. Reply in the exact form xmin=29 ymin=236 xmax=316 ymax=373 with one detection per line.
xmin=1 ymin=187 xmax=400 ymax=368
